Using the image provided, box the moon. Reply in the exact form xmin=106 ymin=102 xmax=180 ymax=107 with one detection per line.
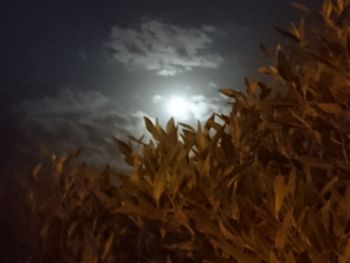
xmin=166 ymin=96 xmax=191 ymax=120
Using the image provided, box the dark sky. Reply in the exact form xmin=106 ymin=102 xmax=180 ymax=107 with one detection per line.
xmin=0 ymin=0 xmax=321 ymax=170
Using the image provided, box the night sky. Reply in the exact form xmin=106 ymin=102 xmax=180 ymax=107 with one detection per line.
xmin=0 ymin=0 xmax=321 ymax=170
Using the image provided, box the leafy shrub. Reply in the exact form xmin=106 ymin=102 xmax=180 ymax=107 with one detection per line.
xmin=17 ymin=0 xmax=350 ymax=262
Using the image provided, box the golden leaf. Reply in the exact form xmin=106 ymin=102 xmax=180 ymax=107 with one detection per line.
xmin=273 ymin=175 xmax=287 ymax=220
xmin=304 ymin=104 xmax=318 ymax=117
xmin=322 ymin=0 xmax=333 ymax=18
xmin=342 ymin=237 xmax=350 ymax=262
xmin=153 ymin=174 xmax=166 ymax=207
xmin=166 ymin=117 xmax=176 ymax=134
xmin=336 ymin=0 xmax=344 ymax=11
xmin=32 ymin=162 xmax=42 ymax=180
xmin=67 ymin=221 xmax=79 ymax=239
xmin=168 ymin=240 xmax=194 ymax=251
xmin=317 ymin=103 xmax=343 ymax=114
xmin=320 ymin=176 xmax=338 ymax=196
xmin=144 ymin=116 xmax=159 ymax=139
xmin=286 ymin=251 xmax=296 ymax=263
xmin=54 ymin=155 xmax=66 ymax=178
xmin=114 ymin=137 xmax=132 ymax=156
xmin=275 ymin=27 xmax=300 ymax=43
xmin=275 ymin=209 xmax=295 ymax=249
xmin=270 ymin=251 xmax=281 ymax=263
xmin=294 ymin=155 xmax=333 ymax=169
xmin=218 ymin=220 xmax=236 ymax=241
xmin=101 ymin=234 xmax=114 ymax=261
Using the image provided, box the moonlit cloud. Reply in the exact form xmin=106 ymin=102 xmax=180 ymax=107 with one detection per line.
xmin=152 ymin=95 xmax=163 ymax=103
xmin=20 ymin=89 xmax=151 ymax=169
xmin=107 ymin=20 xmax=223 ymax=76
xmin=188 ymin=95 xmax=230 ymax=120
xmin=152 ymin=93 xmax=231 ymax=121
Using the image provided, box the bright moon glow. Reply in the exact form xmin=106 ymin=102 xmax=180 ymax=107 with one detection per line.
xmin=166 ymin=97 xmax=191 ymax=120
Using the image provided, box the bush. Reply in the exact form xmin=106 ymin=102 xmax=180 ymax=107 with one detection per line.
xmin=17 ymin=0 xmax=350 ymax=262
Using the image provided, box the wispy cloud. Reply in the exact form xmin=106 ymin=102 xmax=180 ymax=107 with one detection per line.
xmin=19 ymin=89 xmax=231 ymax=169
xmin=107 ymin=20 xmax=223 ymax=76
xmin=20 ymin=89 xmax=150 ymax=170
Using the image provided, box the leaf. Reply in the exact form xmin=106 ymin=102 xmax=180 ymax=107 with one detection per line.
xmin=258 ymin=81 xmax=272 ymax=100
xmin=127 ymin=134 xmax=145 ymax=144
xmin=290 ymin=2 xmax=311 ymax=13
xmin=258 ymin=66 xmax=278 ymax=76
xmin=219 ymin=88 xmax=244 ymax=99
xmin=337 ymin=3 xmax=350 ymax=25
xmin=275 ymin=27 xmax=300 ymax=43
xmin=277 ymin=50 xmax=294 ymax=81
xmin=178 ymin=122 xmax=195 ymax=132
xmin=167 ymin=240 xmax=194 ymax=251
xmin=144 ymin=116 xmax=159 ymax=139
xmin=153 ymin=174 xmax=166 ymax=207
xmin=32 ymin=162 xmax=43 ymax=180
xmin=287 ymin=168 xmax=297 ymax=196
xmin=54 ymin=155 xmax=66 ymax=178
xmin=296 ymin=251 xmax=312 ymax=263
xmin=294 ymin=155 xmax=333 ymax=169
xmin=320 ymin=201 xmax=330 ymax=231
xmin=342 ymin=237 xmax=350 ymax=262
xmin=166 ymin=117 xmax=176 ymax=134
xmin=101 ymin=233 xmax=114 ymax=261
xmin=218 ymin=220 xmax=236 ymax=241
xmin=275 ymin=209 xmax=295 ymax=249
xmin=114 ymin=137 xmax=132 ymax=156
xmin=317 ymin=103 xmax=343 ymax=114
xmin=273 ymin=175 xmax=287 ymax=220
xmin=286 ymin=252 xmax=296 ymax=263
xmin=81 ymin=236 xmax=97 ymax=263
xmin=259 ymin=43 xmax=272 ymax=57
xmin=322 ymin=0 xmax=333 ymax=19
xmin=245 ymin=77 xmax=258 ymax=97
xmin=320 ymin=176 xmax=338 ymax=196
xmin=269 ymin=251 xmax=281 ymax=263
xmin=205 ymin=114 xmax=222 ymax=131
xmin=336 ymin=0 xmax=344 ymax=11
xmin=304 ymin=105 xmax=318 ymax=117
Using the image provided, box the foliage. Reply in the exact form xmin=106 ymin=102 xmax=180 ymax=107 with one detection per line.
xmin=15 ymin=0 xmax=350 ymax=262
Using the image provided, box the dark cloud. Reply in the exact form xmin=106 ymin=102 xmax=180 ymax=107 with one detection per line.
xmin=20 ymin=89 xmax=151 ymax=170
xmin=107 ymin=20 xmax=223 ymax=76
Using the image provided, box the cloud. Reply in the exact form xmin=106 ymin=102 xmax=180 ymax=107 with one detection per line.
xmin=151 ymin=93 xmax=231 ymax=122
xmin=19 ymin=89 xmax=232 ymax=170
xmin=152 ymin=95 xmax=163 ymax=104
xmin=107 ymin=20 xmax=223 ymax=76
xmin=20 ymin=89 xmax=150 ymax=170
xmin=188 ymin=95 xmax=230 ymax=120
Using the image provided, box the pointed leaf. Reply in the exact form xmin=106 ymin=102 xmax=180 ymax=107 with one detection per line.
xmin=114 ymin=137 xmax=132 ymax=156
xmin=32 ymin=162 xmax=43 ymax=180
xmin=277 ymin=50 xmax=294 ymax=81
xmin=317 ymin=103 xmax=343 ymax=114
xmin=275 ymin=27 xmax=300 ymax=43
xmin=101 ymin=233 xmax=114 ymax=261
xmin=219 ymin=88 xmax=244 ymax=99
xmin=144 ymin=116 xmax=158 ymax=138
xmin=274 ymin=175 xmax=287 ymax=219
xmin=290 ymin=2 xmax=311 ymax=13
